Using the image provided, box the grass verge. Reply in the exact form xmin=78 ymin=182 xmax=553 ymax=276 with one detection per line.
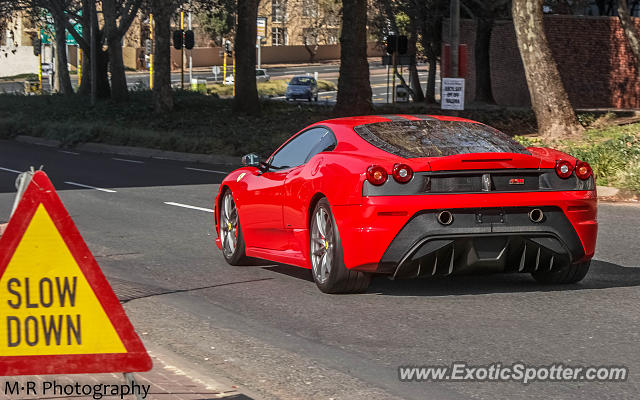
xmin=516 ymin=119 xmax=640 ymax=192
xmin=206 ymin=79 xmax=336 ymax=97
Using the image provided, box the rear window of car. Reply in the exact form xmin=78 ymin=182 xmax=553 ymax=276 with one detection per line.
xmin=290 ymin=77 xmax=313 ymax=85
xmin=353 ymin=120 xmax=530 ymax=158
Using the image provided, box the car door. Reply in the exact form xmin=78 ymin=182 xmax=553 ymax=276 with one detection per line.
xmin=241 ymin=128 xmax=327 ymax=250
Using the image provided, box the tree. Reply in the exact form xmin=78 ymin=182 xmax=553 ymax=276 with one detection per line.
xmin=297 ymin=0 xmax=341 ymax=62
xmin=197 ymin=0 xmax=235 ymax=46
xmin=102 ymin=0 xmax=144 ymax=102
xmin=462 ymin=0 xmax=510 ymax=103
xmin=512 ymin=0 xmax=583 ymax=138
xmin=232 ymin=0 xmax=260 ymax=114
xmin=415 ymin=0 xmax=447 ymax=103
xmin=617 ymin=0 xmax=640 ymax=78
xmin=333 ymin=0 xmax=371 ymax=116
xmin=150 ymin=0 xmax=177 ymax=112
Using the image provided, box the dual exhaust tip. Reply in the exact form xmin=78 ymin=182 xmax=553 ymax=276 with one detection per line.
xmin=436 ymin=209 xmax=545 ymax=226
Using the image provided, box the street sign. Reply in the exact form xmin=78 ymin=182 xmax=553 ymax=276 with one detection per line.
xmin=257 ymin=17 xmax=267 ymax=39
xmin=441 ymin=77 xmax=465 ymax=110
xmin=0 ymin=171 xmax=152 ymax=376
xmin=381 ymin=55 xmax=415 ymax=66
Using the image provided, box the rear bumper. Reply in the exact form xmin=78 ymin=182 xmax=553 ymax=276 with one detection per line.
xmin=331 ymin=191 xmax=597 ymax=274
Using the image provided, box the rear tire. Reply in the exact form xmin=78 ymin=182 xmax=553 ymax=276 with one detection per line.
xmin=219 ymin=190 xmax=249 ymax=265
xmin=310 ymin=198 xmax=371 ymax=294
xmin=531 ymin=260 xmax=591 ymax=284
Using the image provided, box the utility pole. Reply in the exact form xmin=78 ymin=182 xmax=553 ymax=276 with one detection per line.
xmin=188 ymin=1 xmax=192 ymax=84
xmin=450 ymin=0 xmax=460 ymax=78
xmin=180 ymin=11 xmax=184 ymax=89
xmin=149 ymin=14 xmax=153 ymax=90
xmin=90 ymin=0 xmax=97 ymax=105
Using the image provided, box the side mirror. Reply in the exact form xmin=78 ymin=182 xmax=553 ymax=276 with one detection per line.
xmin=241 ymin=153 xmax=261 ymax=167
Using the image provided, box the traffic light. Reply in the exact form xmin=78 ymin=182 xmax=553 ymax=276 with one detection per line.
xmin=385 ymin=35 xmax=397 ymax=54
xmin=398 ymin=35 xmax=408 ymax=55
xmin=32 ymin=37 xmax=41 ymax=56
xmin=224 ymin=40 xmax=232 ymax=56
xmin=184 ymin=30 xmax=194 ymax=50
xmin=144 ymin=39 xmax=153 ymax=55
xmin=173 ymin=29 xmax=184 ymax=50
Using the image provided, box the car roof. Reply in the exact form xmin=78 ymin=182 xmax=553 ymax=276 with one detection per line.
xmin=318 ymin=114 xmax=480 ymax=129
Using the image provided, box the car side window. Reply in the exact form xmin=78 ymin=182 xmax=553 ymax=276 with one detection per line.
xmin=269 ymin=127 xmax=332 ymax=170
xmin=305 ymin=129 xmax=336 ymax=163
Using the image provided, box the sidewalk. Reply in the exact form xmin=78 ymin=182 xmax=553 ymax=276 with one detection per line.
xmin=0 ymin=352 xmax=248 ymax=399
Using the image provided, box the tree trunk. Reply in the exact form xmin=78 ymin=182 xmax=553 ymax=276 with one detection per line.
xmin=152 ymin=5 xmax=174 ymax=113
xmin=408 ymin=14 xmax=424 ymax=102
xmin=53 ymin=15 xmax=73 ymax=95
xmin=475 ymin=17 xmax=494 ymax=103
xmin=618 ymin=0 xmax=640 ymax=78
xmin=512 ymin=0 xmax=583 ymax=138
xmin=425 ymin=56 xmax=437 ymax=103
xmin=108 ymin=42 xmax=128 ymax=101
xmin=333 ymin=0 xmax=372 ymax=116
xmin=233 ymin=0 xmax=261 ymax=114
xmin=103 ymin=0 xmax=128 ymax=102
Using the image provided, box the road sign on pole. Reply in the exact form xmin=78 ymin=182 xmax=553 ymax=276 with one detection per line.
xmin=441 ymin=77 xmax=465 ymax=110
xmin=0 ymin=171 xmax=152 ymax=376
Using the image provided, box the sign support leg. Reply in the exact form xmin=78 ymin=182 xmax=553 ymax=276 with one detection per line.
xmin=123 ymin=373 xmax=145 ymax=400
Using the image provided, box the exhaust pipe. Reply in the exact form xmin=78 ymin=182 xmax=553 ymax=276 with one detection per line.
xmin=529 ymin=208 xmax=544 ymax=223
xmin=437 ymin=210 xmax=454 ymax=226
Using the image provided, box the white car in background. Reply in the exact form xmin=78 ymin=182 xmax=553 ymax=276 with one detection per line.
xmin=224 ymin=69 xmax=270 ymax=85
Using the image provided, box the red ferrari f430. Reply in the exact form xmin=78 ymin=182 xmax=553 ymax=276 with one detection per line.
xmin=214 ymin=115 xmax=597 ymax=293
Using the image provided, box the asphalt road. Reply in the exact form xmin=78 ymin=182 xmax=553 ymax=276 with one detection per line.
xmin=1 ymin=140 xmax=639 ymax=400
xmin=0 ymin=62 xmax=437 ymax=104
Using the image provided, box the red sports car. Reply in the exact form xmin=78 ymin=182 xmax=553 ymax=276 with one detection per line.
xmin=214 ymin=115 xmax=597 ymax=293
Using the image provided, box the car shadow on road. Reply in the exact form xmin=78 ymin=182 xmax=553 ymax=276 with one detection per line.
xmin=367 ymin=260 xmax=640 ymax=296
xmin=261 ymin=259 xmax=640 ymax=296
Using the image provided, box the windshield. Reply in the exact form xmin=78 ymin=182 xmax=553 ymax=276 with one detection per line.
xmin=290 ymin=77 xmax=313 ymax=86
xmin=354 ymin=120 xmax=530 ymax=158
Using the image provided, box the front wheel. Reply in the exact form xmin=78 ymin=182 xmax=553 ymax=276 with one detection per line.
xmin=219 ymin=190 xmax=249 ymax=265
xmin=531 ymin=260 xmax=591 ymax=284
xmin=310 ymin=198 xmax=370 ymax=294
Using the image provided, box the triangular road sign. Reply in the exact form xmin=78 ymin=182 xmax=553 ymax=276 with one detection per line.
xmin=0 ymin=171 xmax=152 ymax=375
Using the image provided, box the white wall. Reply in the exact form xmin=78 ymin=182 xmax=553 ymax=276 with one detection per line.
xmin=0 ymin=46 xmax=39 ymax=77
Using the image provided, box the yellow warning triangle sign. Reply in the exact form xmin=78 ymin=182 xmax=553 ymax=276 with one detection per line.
xmin=0 ymin=171 xmax=152 ymax=375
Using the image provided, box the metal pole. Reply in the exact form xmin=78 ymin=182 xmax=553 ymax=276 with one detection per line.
xmin=38 ymin=28 xmax=42 ymax=89
xmin=386 ymin=64 xmax=389 ymax=103
xmin=188 ymin=1 xmax=192 ymax=84
xmin=450 ymin=0 xmax=460 ymax=78
xmin=77 ymin=46 xmax=82 ymax=87
xmin=257 ymin=39 xmax=261 ymax=69
xmin=180 ymin=11 xmax=184 ymax=89
xmin=149 ymin=14 xmax=153 ymax=90
xmin=392 ymin=50 xmax=397 ymax=103
xmin=90 ymin=0 xmax=97 ymax=105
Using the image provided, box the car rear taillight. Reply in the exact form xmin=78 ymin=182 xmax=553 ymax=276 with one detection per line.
xmin=555 ymin=160 xmax=574 ymax=179
xmin=392 ymin=163 xmax=413 ymax=183
xmin=575 ymin=161 xmax=592 ymax=180
xmin=366 ymin=165 xmax=388 ymax=186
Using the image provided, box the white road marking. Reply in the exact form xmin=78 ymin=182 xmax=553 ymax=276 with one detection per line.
xmin=64 ymin=182 xmax=117 ymax=193
xmin=288 ymin=70 xmax=306 ymax=74
xmin=113 ymin=157 xmax=144 ymax=164
xmin=0 ymin=166 xmax=22 ymax=174
xmin=272 ymin=96 xmax=286 ymax=99
xmin=59 ymin=150 xmax=79 ymax=155
xmin=164 ymin=202 xmax=214 ymax=213
xmin=185 ymin=167 xmax=228 ymax=174
xmin=318 ymin=90 xmax=337 ymax=95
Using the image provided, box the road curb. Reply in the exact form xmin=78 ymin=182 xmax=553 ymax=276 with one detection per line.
xmin=15 ymin=135 xmax=239 ymax=166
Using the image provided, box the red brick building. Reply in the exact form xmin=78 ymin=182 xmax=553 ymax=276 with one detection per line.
xmin=444 ymin=16 xmax=640 ymax=109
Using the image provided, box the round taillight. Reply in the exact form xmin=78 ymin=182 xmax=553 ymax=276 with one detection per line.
xmin=392 ymin=163 xmax=413 ymax=183
xmin=576 ymin=161 xmax=592 ymax=180
xmin=555 ymin=160 xmax=574 ymax=179
xmin=366 ymin=165 xmax=388 ymax=186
